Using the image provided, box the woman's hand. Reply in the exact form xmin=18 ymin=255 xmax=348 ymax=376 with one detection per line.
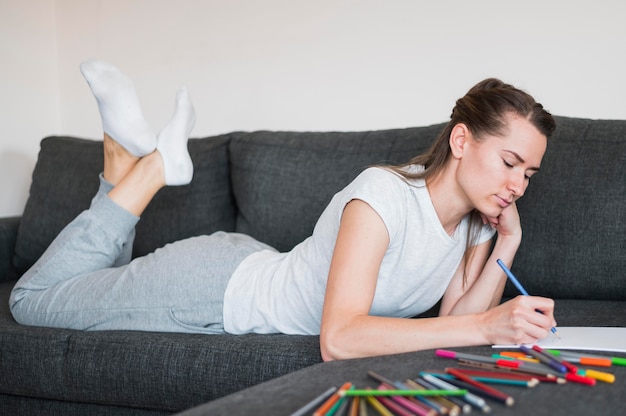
xmin=479 ymin=295 xmax=557 ymax=345
xmin=480 ymin=201 xmax=522 ymax=239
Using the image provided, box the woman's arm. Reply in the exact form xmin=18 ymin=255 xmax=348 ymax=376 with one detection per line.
xmin=439 ymin=236 xmax=520 ymax=316
xmin=319 ymin=200 xmax=556 ymax=361
xmin=440 ymin=201 xmax=527 ymax=316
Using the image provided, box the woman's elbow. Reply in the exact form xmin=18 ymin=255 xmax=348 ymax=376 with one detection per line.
xmin=320 ymin=327 xmax=356 ymax=362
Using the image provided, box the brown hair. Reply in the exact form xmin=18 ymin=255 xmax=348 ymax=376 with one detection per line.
xmin=389 ymin=78 xmax=555 ymax=284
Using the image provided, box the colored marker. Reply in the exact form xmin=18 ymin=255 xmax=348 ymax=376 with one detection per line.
xmin=496 ymin=259 xmax=560 ymax=338
xmin=436 ymin=349 xmax=521 ymax=367
xmin=533 ymin=345 xmax=578 ymax=373
xmin=457 ymin=359 xmax=566 ymax=383
xmin=519 ymin=345 xmax=567 ymax=373
xmin=546 ymin=351 xmax=611 ymax=367
xmin=547 ymin=350 xmax=626 ymax=367
xmin=579 ymin=369 xmax=615 ymax=383
xmin=564 ymin=372 xmax=596 ymax=386
xmin=493 ymin=353 xmax=540 ymax=363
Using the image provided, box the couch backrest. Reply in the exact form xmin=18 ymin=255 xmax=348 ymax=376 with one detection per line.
xmin=513 ymin=117 xmax=626 ymax=300
xmin=228 ymin=125 xmax=444 ymax=252
xmin=12 ymin=135 xmax=237 ymax=274
xmin=11 ymin=117 xmax=626 ymax=301
xmin=227 ymin=117 xmax=626 ymax=301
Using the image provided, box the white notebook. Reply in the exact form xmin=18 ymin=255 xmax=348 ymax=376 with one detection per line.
xmin=492 ymin=327 xmax=626 ymax=353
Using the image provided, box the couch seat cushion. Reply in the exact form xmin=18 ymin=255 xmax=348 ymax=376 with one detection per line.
xmin=0 ymin=280 xmax=322 ymax=413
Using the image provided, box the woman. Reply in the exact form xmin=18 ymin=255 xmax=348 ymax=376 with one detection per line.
xmin=10 ymin=60 xmax=557 ymax=361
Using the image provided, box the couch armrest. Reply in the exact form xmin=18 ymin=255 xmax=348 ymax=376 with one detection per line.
xmin=0 ymin=216 xmax=20 ymax=282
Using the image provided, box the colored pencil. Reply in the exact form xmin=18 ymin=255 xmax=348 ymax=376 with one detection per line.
xmin=496 ymin=258 xmax=560 ymax=338
xmin=364 ymin=394 xmax=394 ymax=416
xmin=413 ymin=377 xmax=471 ymax=414
xmin=367 ymin=371 xmax=441 ymax=415
xmin=447 ymin=367 xmax=538 ymax=380
xmin=328 ymin=395 xmax=351 ymax=416
xmin=340 ymin=389 xmax=468 ymax=397
xmin=314 ymin=382 xmax=353 ymax=416
xmin=376 ymin=395 xmax=415 ymax=416
xmin=290 ymin=386 xmax=337 ymax=416
xmin=377 ymin=384 xmax=437 ymax=416
xmin=421 ymin=373 xmax=491 ymax=413
xmin=349 ymin=397 xmax=360 ymax=416
xmin=359 ymin=395 xmax=369 ymax=416
xmin=426 ymin=371 xmax=537 ymax=387
xmin=445 ymin=368 xmax=515 ymax=406
xmin=404 ymin=379 xmax=462 ymax=416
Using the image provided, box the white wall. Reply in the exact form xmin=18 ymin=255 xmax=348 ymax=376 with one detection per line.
xmin=1 ymin=0 xmax=625 ymax=217
xmin=0 ymin=0 xmax=59 ymax=217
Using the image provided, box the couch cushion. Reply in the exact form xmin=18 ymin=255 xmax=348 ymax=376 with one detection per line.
xmin=13 ymin=135 xmax=236 ymax=273
xmin=229 ymin=125 xmax=446 ymax=252
xmin=0 ymin=216 xmax=20 ymax=282
xmin=0 ymin=280 xmax=321 ymax=413
xmin=513 ymin=117 xmax=626 ymax=300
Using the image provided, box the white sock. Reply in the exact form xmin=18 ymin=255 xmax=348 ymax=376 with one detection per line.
xmin=157 ymin=87 xmax=196 ymax=186
xmin=80 ymin=59 xmax=156 ymax=157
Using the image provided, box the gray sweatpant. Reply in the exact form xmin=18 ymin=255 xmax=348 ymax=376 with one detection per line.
xmin=9 ymin=176 xmax=273 ymax=334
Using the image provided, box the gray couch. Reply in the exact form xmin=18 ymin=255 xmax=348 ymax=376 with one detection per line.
xmin=0 ymin=116 xmax=624 ymax=415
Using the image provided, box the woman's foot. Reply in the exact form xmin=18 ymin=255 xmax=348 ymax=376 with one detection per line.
xmin=156 ymin=87 xmax=196 ymax=186
xmin=80 ymin=59 xmax=156 ymax=157
xmin=103 ymin=133 xmax=140 ymax=185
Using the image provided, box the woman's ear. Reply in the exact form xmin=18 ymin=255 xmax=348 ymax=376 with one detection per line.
xmin=449 ymin=123 xmax=469 ymax=159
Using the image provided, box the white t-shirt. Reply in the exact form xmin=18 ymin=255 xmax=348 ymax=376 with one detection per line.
xmin=223 ymin=166 xmax=496 ymax=335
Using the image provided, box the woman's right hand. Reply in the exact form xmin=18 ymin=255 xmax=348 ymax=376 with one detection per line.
xmin=479 ymin=295 xmax=557 ymax=345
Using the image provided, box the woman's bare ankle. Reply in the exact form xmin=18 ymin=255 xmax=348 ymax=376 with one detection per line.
xmin=103 ymin=133 xmax=140 ymax=185
xmin=107 ymin=152 xmax=167 ymax=217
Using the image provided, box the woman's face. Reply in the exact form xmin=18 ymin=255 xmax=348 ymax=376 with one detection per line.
xmin=457 ymin=114 xmax=548 ymax=218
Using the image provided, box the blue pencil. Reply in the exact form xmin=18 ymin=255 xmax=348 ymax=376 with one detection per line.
xmin=496 ymin=259 xmax=560 ymax=338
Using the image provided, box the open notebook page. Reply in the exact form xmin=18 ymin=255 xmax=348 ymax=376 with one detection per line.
xmin=492 ymin=327 xmax=626 ymax=353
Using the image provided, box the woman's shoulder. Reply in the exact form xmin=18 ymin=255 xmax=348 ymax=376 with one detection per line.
xmin=358 ymin=164 xmax=425 ymax=185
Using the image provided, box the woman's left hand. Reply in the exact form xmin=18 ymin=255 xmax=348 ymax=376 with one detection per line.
xmin=479 ymin=202 xmax=522 ymax=238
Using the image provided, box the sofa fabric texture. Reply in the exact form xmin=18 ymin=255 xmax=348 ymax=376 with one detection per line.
xmin=0 ymin=116 xmax=624 ymax=415
xmin=12 ymin=135 xmax=237 ymax=275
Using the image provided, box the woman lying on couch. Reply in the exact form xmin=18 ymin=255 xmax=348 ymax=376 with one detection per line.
xmin=10 ymin=60 xmax=557 ymax=361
